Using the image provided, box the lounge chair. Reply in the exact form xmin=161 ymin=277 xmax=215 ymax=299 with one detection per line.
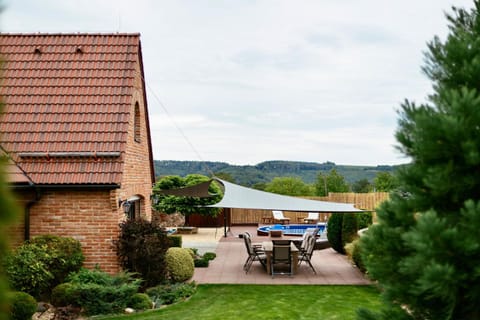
xmin=270 ymin=242 xmax=293 ymax=278
xmin=243 ymin=232 xmax=267 ymax=273
xmin=298 ymin=233 xmax=316 ymax=274
xmin=272 ymin=210 xmax=290 ymax=224
xmin=303 ymin=212 xmax=319 ymax=224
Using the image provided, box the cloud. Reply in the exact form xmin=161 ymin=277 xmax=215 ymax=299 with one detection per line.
xmin=1 ymin=0 xmax=474 ymax=166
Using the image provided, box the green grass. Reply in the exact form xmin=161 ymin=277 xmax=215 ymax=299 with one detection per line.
xmin=97 ymin=284 xmax=381 ymax=320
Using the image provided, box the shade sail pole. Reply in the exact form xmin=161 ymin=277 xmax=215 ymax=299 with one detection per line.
xmin=224 ymin=209 xmax=227 ymax=237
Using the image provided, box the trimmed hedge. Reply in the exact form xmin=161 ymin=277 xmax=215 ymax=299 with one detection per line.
xmin=327 ymin=213 xmax=344 ymax=254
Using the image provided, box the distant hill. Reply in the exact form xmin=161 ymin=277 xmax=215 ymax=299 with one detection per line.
xmin=154 ymin=160 xmax=400 ymax=187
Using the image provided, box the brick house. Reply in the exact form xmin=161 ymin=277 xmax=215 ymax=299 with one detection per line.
xmin=0 ymin=33 xmax=155 ymax=273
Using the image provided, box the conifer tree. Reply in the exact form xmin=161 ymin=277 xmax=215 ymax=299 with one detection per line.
xmin=358 ymin=2 xmax=480 ymax=319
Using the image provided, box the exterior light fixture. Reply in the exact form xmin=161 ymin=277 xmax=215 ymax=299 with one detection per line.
xmin=122 ymin=201 xmax=132 ymax=214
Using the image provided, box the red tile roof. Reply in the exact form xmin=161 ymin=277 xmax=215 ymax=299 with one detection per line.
xmin=1 ymin=148 xmax=33 ymax=185
xmin=0 ymin=33 xmax=144 ymax=185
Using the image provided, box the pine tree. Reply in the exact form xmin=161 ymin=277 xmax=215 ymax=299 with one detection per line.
xmin=358 ymin=2 xmax=480 ymax=319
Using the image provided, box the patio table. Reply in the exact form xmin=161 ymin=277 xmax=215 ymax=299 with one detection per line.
xmin=262 ymin=241 xmax=299 ymax=275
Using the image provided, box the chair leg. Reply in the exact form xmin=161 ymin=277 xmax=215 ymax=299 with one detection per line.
xmin=246 ymin=257 xmax=255 ymax=273
xmin=243 ymin=256 xmax=249 ymax=270
xmin=307 ymin=259 xmax=316 ymax=274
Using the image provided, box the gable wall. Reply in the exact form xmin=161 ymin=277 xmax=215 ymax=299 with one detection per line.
xmin=118 ymin=54 xmax=154 ymax=221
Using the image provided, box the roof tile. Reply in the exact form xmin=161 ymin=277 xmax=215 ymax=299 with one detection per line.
xmin=0 ymin=33 xmax=143 ymax=185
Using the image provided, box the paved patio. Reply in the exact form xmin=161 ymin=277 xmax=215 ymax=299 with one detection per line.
xmin=185 ymin=226 xmax=371 ymax=285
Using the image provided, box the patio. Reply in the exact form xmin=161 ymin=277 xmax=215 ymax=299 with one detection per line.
xmin=185 ymin=226 xmax=371 ymax=285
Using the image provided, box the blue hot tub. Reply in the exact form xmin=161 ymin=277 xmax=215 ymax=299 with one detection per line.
xmin=257 ymin=223 xmax=326 ymax=236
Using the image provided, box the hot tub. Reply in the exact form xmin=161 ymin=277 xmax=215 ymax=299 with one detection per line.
xmin=257 ymin=223 xmax=326 ymax=236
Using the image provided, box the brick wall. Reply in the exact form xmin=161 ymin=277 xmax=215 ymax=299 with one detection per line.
xmin=118 ymin=54 xmax=154 ymax=222
xmin=28 ymin=189 xmax=121 ymax=273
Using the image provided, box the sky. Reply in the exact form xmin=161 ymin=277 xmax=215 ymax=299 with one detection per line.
xmin=1 ymin=0 xmax=474 ymax=166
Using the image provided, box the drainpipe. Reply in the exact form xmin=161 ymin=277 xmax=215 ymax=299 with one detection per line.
xmin=24 ymin=186 xmax=40 ymax=241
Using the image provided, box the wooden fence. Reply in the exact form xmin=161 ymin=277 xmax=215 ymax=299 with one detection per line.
xmin=230 ymin=192 xmax=390 ymax=225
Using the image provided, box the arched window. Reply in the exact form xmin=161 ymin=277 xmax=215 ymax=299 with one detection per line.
xmin=134 ymin=103 xmax=141 ymax=143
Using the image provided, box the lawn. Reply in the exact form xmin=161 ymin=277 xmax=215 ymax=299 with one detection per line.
xmin=98 ymin=284 xmax=381 ymax=320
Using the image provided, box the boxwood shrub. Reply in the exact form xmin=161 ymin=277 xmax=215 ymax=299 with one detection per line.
xmin=165 ymin=248 xmax=194 ymax=282
xmin=129 ymin=293 xmax=152 ymax=310
xmin=8 ymin=291 xmax=37 ymax=320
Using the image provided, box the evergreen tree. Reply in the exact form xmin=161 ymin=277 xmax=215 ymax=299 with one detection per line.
xmin=359 ymin=2 xmax=480 ymax=319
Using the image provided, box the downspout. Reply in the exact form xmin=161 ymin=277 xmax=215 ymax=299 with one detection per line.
xmin=24 ymin=186 xmax=40 ymax=241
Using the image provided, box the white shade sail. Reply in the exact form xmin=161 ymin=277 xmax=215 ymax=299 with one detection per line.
xmin=208 ymin=178 xmax=362 ymax=212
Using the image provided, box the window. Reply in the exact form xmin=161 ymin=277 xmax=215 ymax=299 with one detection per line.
xmin=134 ymin=102 xmax=141 ymax=143
xmin=126 ymin=199 xmax=141 ymax=220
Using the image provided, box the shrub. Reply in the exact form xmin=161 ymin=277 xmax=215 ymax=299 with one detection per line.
xmin=341 ymin=213 xmax=359 ymax=248
xmin=146 ymin=282 xmax=196 ymax=307
xmin=129 ymin=293 xmax=152 ymax=310
xmin=51 ymin=282 xmax=78 ymax=307
xmin=351 ymin=239 xmax=366 ymax=273
xmin=165 ymin=248 xmax=194 ymax=282
xmin=4 ymin=244 xmax=54 ymax=297
xmin=29 ymin=235 xmax=84 ymax=288
xmin=194 ymin=258 xmax=209 ymax=268
xmin=357 ymin=212 xmax=373 ymax=229
xmin=327 ymin=213 xmax=344 ymax=254
xmin=61 ymin=267 xmax=142 ymax=316
xmin=345 ymin=239 xmax=366 ymax=273
xmin=116 ymin=219 xmax=170 ymax=288
xmin=202 ymin=252 xmax=216 ymax=261
xmin=168 ymin=235 xmax=182 ymax=248
xmin=3 ymin=235 xmax=84 ymax=299
xmin=8 ymin=291 xmax=37 ymax=320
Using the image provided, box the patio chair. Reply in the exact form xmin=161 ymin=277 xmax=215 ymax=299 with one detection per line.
xmin=243 ymin=232 xmax=267 ymax=273
xmin=298 ymin=232 xmax=316 ymax=274
xmin=272 ymin=210 xmax=290 ymax=224
xmin=303 ymin=212 xmax=319 ymax=224
xmin=292 ymin=228 xmax=319 ymax=250
xmin=244 ymin=231 xmax=262 ymax=249
xmin=270 ymin=242 xmax=293 ymax=278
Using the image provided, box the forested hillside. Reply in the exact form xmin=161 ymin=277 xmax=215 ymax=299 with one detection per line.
xmin=154 ymin=160 xmax=400 ymax=186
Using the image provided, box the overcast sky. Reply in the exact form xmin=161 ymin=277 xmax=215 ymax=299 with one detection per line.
xmin=1 ymin=0 xmax=474 ymax=166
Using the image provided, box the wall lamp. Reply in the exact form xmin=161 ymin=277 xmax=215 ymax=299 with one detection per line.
xmin=118 ymin=198 xmax=132 ymax=214
xmin=122 ymin=201 xmax=132 ymax=214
